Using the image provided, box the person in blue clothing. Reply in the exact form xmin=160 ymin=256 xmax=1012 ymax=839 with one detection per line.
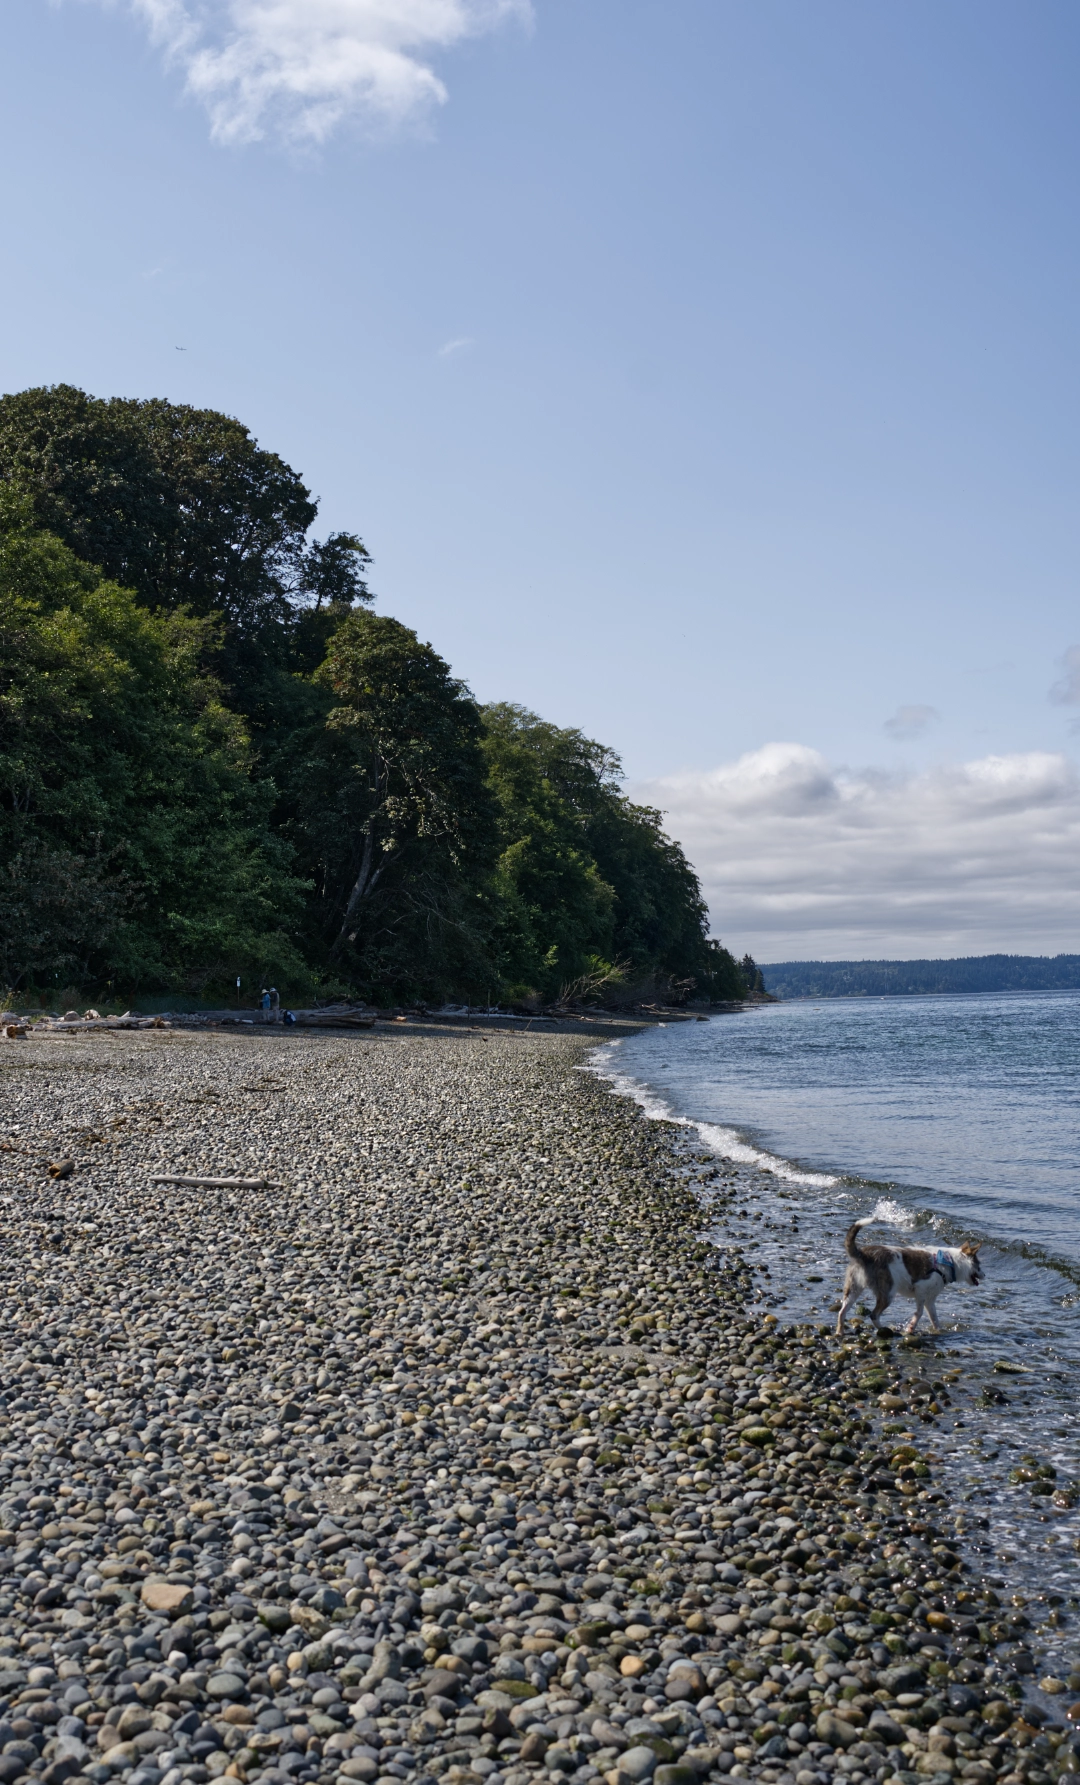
xmin=260 ymin=988 xmax=271 ymax=1022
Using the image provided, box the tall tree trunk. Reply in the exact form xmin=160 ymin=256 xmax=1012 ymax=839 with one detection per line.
xmin=333 ymin=823 xmax=376 ymax=952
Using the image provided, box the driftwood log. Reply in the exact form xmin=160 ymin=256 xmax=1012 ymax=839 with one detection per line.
xmin=172 ymin=1006 xmax=377 ymax=1030
xmin=19 ymin=1007 xmax=377 ymax=1035
xmin=37 ymin=1015 xmax=169 ymax=1034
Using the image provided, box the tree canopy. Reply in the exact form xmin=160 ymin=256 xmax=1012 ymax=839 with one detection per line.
xmin=0 ymin=384 xmax=370 ymax=625
xmin=0 ymin=387 xmax=748 ymax=1007
xmin=271 ymin=612 xmax=500 ymax=999
xmin=481 ymin=704 xmax=745 ymax=1002
xmin=0 ymin=497 xmax=303 ymax=993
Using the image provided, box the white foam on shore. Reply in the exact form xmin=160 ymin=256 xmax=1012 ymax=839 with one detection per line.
xmin=587 ymin=1041 xmax=838 ymax=1189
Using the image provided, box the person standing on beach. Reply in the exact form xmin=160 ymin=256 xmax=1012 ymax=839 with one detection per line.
xmin=260 ymin=988 xmax=271 ymax=1022
xmin=269 ymin=987 xmax=280 ymax=1018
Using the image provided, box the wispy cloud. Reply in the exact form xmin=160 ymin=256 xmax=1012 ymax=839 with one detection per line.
xmin=1050 ymin=645 xmax=1080 ymax=708
xmin=883 ymin=702 xmax=938 ymax=741
xmin=633 ymin=742 xmax=1080 ymax=959
xmin=437 ymin=335 xmax=474 ymax=357
xmin=108 ymin=0 xmax=530 ymax=144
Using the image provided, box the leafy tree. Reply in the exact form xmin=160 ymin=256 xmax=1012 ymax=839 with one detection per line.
xmin=0 ymin=837 xmax=132 ymax=996
xmin=0 ymin=385 xmax=371 ymax=700
xmin=0 ymin=387 xmax=749 ymax=1006
xmin=481 ymin=705 xmax=617 ymax=995
xmin=480 ymin=704 xmax=745 ymax=1002
xmin=0 ymin=500 xmax=304 ymax=994
xmin=270 ymin=612 xmax=498 ymax=999
xmin=740 ymin=954 xmax=766 ymax=994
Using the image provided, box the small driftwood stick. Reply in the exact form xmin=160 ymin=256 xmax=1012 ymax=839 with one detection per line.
xmin=150 ymin=1173 xmax=284 ymax=1189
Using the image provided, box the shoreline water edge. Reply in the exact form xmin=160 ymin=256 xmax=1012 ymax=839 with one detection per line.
xmin=0 ymin=1022 xmax=1070 ymax=1785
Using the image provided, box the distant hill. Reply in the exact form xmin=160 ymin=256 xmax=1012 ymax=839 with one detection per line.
xmin=761 ymin=955 xmax=1080 ymax=1000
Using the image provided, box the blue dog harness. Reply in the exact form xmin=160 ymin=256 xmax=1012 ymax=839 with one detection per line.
xmin=932 ymin=1248 xmax=957 ymax=1283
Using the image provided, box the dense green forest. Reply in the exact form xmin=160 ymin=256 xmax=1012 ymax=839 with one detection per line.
xmin=0 ymin=384 xmax=747 ymax=1007
xmin=763 ymin=956 xmax=1080 ymax=999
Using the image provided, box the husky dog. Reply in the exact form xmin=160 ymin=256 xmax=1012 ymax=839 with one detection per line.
xmin=836 ymin=1218 xmax=983 ymax=1334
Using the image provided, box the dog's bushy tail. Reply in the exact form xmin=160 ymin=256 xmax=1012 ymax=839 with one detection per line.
xmin=845 ymin=1217 xmax=876 ymax=1260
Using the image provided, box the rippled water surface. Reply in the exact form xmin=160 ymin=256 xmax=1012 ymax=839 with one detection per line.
xmin=594 ymin=992 xmax=1080 ymax=1669
xmin=622 ymin=992 xmax=1080 ymax=1260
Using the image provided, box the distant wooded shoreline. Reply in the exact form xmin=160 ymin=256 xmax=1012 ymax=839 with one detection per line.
xmin=761 ymin=953 xmax=1080 ymax=999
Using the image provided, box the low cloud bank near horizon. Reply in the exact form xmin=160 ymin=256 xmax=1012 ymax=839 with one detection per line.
xmin=633 ymin=742 xmax=1080 ymax=962
xmin=107 ymin=0 xmax=529 ymax=144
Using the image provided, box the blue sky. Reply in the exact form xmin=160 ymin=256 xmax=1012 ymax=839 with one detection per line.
xmin=4 ymin=0 xmax=1080 ymax=955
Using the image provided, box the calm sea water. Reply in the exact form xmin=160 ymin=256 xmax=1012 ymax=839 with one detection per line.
xmin=592 ymin=992 xmax=1080 ymax=1671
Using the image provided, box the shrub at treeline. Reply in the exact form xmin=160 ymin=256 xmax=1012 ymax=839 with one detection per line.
xmin=0 ymin=386 xmax=750 ymax=1007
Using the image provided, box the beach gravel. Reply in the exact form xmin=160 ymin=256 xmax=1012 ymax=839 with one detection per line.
xmin=0 ymin=1023 xmax=1062 ymax=1785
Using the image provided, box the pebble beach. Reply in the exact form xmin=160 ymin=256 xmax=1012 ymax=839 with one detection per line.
xmin=0 ymin=1022 xmax=1068 ymax=1785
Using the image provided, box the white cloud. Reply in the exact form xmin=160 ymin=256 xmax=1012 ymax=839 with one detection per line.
xmin=883 ymin=702 xmax=938 ymax=740
xmin=437 ymin=335 xmax=474 ymax=356
xmin=633 ymin=742 xmax=1080 ymax=960
xmin=111 ymin=0 xmax=530 ymax=144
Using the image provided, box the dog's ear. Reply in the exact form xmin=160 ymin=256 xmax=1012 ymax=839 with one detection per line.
xmin=961 ymin=1243 xmax=980 ymax=1255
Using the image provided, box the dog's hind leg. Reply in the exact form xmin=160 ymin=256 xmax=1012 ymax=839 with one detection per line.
xmin=835 ymin=1273 xmax=860 ymax=1335
xmin=870 ymin=1286 xmax=893 ymax=1329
